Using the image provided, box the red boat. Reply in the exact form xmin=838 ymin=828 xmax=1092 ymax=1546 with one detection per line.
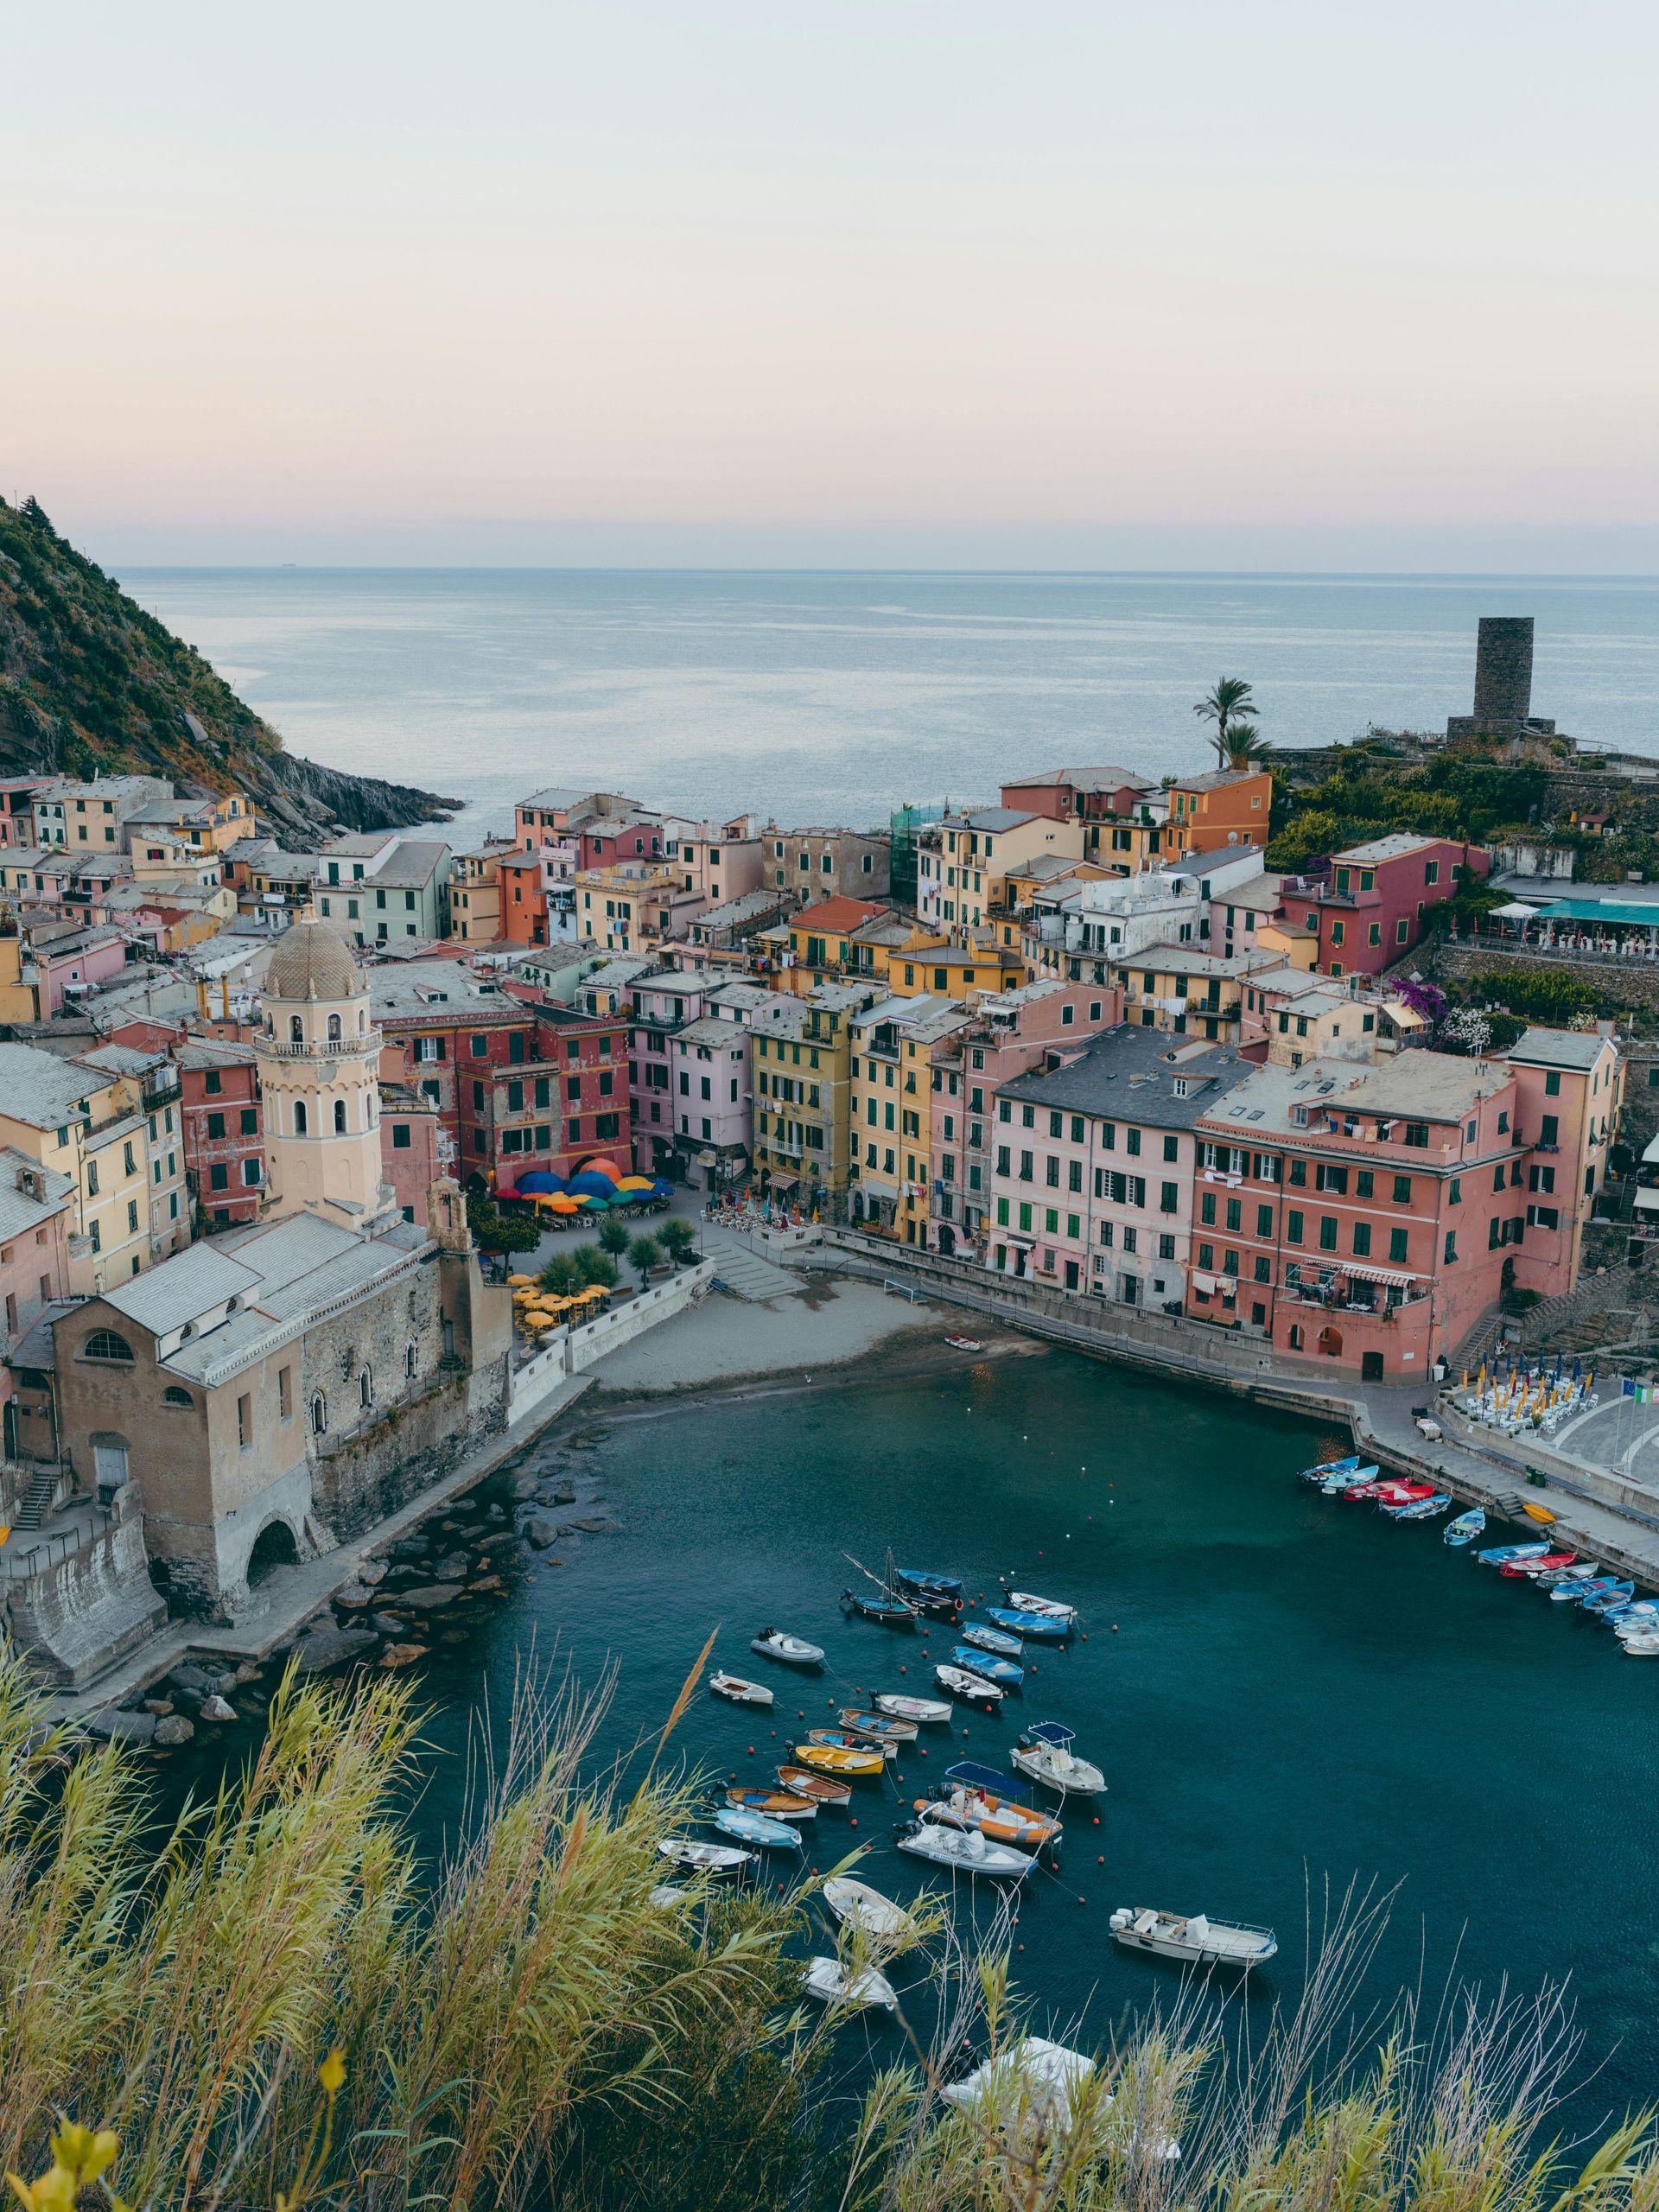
xmin=1344 ymin=1478 xmax=1434 ymax=1504
xmin=1500 ymin=1549 xmax=1576 ymax=1578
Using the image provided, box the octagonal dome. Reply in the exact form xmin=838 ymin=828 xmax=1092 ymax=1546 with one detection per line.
xmin=261 ymin=918 xmax=365 ymax=1002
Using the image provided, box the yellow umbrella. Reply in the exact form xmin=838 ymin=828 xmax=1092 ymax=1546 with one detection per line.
xmin=507 ymin=1274 xmax=536 ymax=1287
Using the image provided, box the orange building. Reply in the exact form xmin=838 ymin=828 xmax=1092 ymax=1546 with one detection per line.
xmin=1164 ymin=769 xmax=1271 ymax=859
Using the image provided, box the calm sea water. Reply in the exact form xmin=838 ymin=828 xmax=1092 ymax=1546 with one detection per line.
xmin=122 ymin=570 xmax=1659 ymax=839
xmin=162 ymin=1348 xmax=1659 ymax=2133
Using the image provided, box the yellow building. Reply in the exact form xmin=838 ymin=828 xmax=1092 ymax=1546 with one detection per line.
xmin=1110 ymin=945 xmax=1281 ymax=1043
xmin=0 ymin=932 xmax=42 ymax=1023
xmin=573 ymin=863 xmax=703 ymax=951
xmin=0 ymin=1042 xmax=189 ymax=1293
xmin=848 ymin=997 xmax=973 ymax=1242
xmin=885 ymin=930 xmax=1027 ymax=1000
xmin=751 ymin=982 xmax=873 ymax=1210
xmin=929 ymin=808 xmax=1087 ymax=926
xmin=449 ymin=840 xmax=515 ymax=942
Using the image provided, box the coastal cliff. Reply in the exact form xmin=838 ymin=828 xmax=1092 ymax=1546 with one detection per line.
xmin=0 ymin=497 xmax=454 ymax=838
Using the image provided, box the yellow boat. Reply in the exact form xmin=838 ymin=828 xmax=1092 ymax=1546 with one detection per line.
xmin=1522 ymin=1502 xmax=1558 ymax=1524
xmin=791 ymin=1741 xmax=885 ymax=1778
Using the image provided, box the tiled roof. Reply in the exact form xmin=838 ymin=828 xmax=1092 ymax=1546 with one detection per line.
xmin=791 ymin=896 xmax=887 ymax=934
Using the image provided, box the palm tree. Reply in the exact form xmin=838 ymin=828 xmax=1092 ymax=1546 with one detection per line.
xmin=1222 ymin=722 xmax=1273 ymax=769
xmin=1194 ymin=677 xmax=1258 ymax=766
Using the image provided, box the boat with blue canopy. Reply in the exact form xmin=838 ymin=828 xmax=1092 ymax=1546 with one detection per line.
xmin=947 ymin=1758 xmax=1033 ymax=1802
xmin=1476 ymin=1542 xmax=1550 ymax=1567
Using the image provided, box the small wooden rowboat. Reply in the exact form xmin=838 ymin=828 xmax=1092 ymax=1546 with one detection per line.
xmin=777 ymin=1764 xmax=852 ymax=1805
xmin=792 ymin=1741 xmax=886 ymax=1778
xmin=726 ymin=1784 xmax=817 ymax=1821
xmin=837 ymin=1707 xmax=918 ymax=1743
xmin=709 ymin=1671 xmax=773 ymax=1707
xmin=874 ymin=1692 xmax=952 ymax=1724
xmin=944 ymin=1335 xmax=983 ymax=1352
xmin=823 ymin=1875 xmax=915 ymax=1940
xmin=806 ymin=1727 xmax=895 ymax=1761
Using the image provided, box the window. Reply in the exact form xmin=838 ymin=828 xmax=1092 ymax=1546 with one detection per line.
xmin=1541 ymin=1114 xmax=1559 ymax=1146
xmin=1544 ymin=1071 xmax=1561 ymax=1096
xmin=1391 ymin=1174 xmax=1411 ymax=1204
xmin=163 ymin=1384 xmax=193 ymax=1408
xmin=290 ymin=1015 xmax=304 ymax=1044
xmin=1389 ymin=1227 xmax=1408 ymax=1264
xmin=207 ymin=1111 xmax=226 ymax=1140
xmin=1403 ymin=1122 xmax=1429 ymax=1148
xmin=210 ymin=1162 xmax=229 ymax=1191
xmin=204 ymin=1070 xmax=222 ymax=1096
xmin=295 ymin=1101 xmax=308 ymax=1135
xmin=1255 ymin=1203 xmax=1274 ymax=1237
xmin=334 ymin=1100 xmax=347 ymax=1134
xmin=242 ymin=1158 xmax=261 ymax=1186
xmin=1352 ymin=1221 xmax=1371 ymax=1256
xmin=470 ymin=1033 xmax=489 ymax=1058
xmin=392 ymin=1122 xmax=411 ymax=1150
xmin=359 ymin=1370 xmax=373 ymax=1409
xmin=240 ymin=1108 xmax=257 ymax=1135
xmin=126 ymin=1200 xmax=138 ymax=1233
xmin=311 ymin=1393 xmax=327 ymax=1435
xmin=1287 ymin=1158 xmax=1306 ymax=1186
xmin=1201 ymin=1192 xmax=1217 ymax=1226
xmin=1160 ymin=1181 xmax=1179 ymax=1214
xmin=83 ymin=1330 xmax=133 ymax=1363
xmin=1318 ymin=1216 xmax=1338 ymax=1251
xmin=238 ymin=1394 xmax=252 ymax=1448
xmin=1126 ymin=1128 xmax=1141 ymax=1156
xmin=87 ymin=1160 xmax=99 ymax=1197
xmin=1316 ymin=1163 xmax=1348 ymax=1193
xmin=1286 ymin=1210 xmax=1304 ymax=1245
xmin=278 ymin=1366 xmax=292 ymax=1421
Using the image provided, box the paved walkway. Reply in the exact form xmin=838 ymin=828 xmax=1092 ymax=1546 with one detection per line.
xmin=697 ymin=1222 xmax=801 ymax=1300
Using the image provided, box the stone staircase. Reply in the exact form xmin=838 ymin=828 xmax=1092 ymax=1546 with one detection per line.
xmin=702 ymin=1230 xmax=801 ymax=1302
xmin=10 ymin=1465 xmax=59 ymax=1532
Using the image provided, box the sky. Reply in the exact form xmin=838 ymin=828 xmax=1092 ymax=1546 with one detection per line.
xmin=4 ymin=0 xmax=1656 ymax=570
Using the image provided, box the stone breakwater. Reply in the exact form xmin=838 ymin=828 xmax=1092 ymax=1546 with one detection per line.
xmin=83 ymin=1424 xmax=622 ymax=1746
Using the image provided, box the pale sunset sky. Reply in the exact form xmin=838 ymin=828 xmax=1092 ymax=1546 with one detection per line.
xmin=4 ymin=0 xmax=1656 ymax=569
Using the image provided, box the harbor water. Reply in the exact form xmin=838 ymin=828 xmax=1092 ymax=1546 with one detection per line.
xmin=159 ymin=1344 xmax=1659 ymax=2129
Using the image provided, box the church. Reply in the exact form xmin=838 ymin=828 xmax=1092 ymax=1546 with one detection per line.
xmin=13 ymin=921 xmax=513 ymax=1619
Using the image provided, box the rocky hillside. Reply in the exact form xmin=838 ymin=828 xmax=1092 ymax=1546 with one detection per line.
xmin=0 ymin=498 xmax=454 ymax=841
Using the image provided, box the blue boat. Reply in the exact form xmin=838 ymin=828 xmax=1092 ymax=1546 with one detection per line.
xmin=709 ymin=1805 xmax=803 ymax=1850
xmin=894 ymin=1567 xmax=964 ymax=1603
xmin=961 ymin=1623 xmax=1022 ymax=1658
xmin=949 ymin=1644 xmax=1021 ymax=1686
xmin=1444 ymin=1509 xmax=1485 ymax=1547
xmin=1299 ymin=1453 xmax=1361 ymax=1483
xmin=1581 ymin=1581 xmax=1635 ymax=1612
xmin=988 ymin=1606 xmax=1071 ymax=1642
xmin=1475 ymin=1542 xmax=1551 ymax=1567
xmin=1383 ymin=1493 xmax=1452 ymax=1520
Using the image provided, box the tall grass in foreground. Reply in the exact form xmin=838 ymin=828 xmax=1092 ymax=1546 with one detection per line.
xmin=0 ymin=1637 xmax=1651 ymax=2212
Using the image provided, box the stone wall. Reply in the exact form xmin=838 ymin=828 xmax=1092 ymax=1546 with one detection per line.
xmin=1431 ymin=943 xmax=1659 ymax=1014
xmin=311 ymin=1358 xmax=508 ymax=1547
xmin=3 ymin=1486 xmax=166 ymax=1689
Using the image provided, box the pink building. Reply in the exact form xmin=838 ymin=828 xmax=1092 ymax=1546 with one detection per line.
xmin=380 ymin=1084 xmax=447 ymax=1224
xmin=0 ymin=780 xmax=53 ymax=848
xmin=931 ymin=977 xmax=1124 ymax=1255
xmin=1297 ymin=835 xmax=1488 ymax=979
xmin=988 ymin=1025 xmax=1249 ymax=1301
xmin=629 ymin=969 xmax=717 ymax=1174
xmin=668 ymin=1014 xmax=752 ymax=1187
xmin=0 ymin=1147 xmax=73 ymax=1459
xmin=1502 ymin=1026 xmax=1624 ymax=1298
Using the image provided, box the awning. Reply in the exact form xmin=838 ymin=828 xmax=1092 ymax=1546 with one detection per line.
xmin=1642 ymin=1135 xmax=1659 ymax=1165
xmin=1490 ymin=901 xmax=1541 ymax=920
xmin=1382 ymin=1001 xmax=1424 ymax=1029
xmin=695 ymin=1149 xmax=718 ymax=1166
xmin=1635 ymin=1186 xmax=1659 ymax=1214
xmin=1341 ymin=1261 xmax=1420 ymax=1287
xmin=768 ymin=1172 xmax=798 ymax=1191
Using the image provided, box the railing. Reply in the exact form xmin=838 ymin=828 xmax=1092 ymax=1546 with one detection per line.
xmin=259 ymin=1035 xmax=371 ymax=1059
xmin=1 ymin=1507 xmax=110 ymax=1581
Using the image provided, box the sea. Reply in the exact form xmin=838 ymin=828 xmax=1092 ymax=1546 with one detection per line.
xmin=121 ymin=569 xmax=1659 ymax=840
xmin=156 ymin=1349 xmax=1659 ymax=2139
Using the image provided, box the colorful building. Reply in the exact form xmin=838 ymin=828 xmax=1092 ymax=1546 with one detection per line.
xmin=751 ymin=982 xmax=873 ymax=1212
xmin=1162 ymin=769 xmax=1272 ymax=859
xmin=175 ymin=1037 xmax=265 ymax=1230
xmin=1294 ymin=835 xmax=1487 ymax=978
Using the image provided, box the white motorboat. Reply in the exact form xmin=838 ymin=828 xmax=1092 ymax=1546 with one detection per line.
xmin=649 ymin=1884 xmax=689 ymax=1910
xmin=750 ymin=1628 xmax=825 ymax=1667
xmin=709 ymin=1670 xmax=773 ymax=1707
xmin=1006 ymin=1589 xmax=1077 ymax=1621
xmin=874 ymin=1691 xmax=953 ymax=1724
xmin=935 ymin=1663 xmax=1005 ymax=1703
xmin=823 ymin=1875 xmax=914 ymax=1941
xmin=1619 ymin=1632 xmax=1659 ymax=1656
xmin=896 ymin=1817 xmax=1033 ymax=1881
xmin=942 ymin=2037 xmax=1182 ymax=2159
xmin=1009 ymin=1722 xmax=1105 ymax=1796
xmin=656 ymin=1836 xmax=753 ymax=1874
xmin=1109 ymin=1906 xmax=1276 ymax=1967
xmin=801 ymin=1955 xmax=899 ymax=2010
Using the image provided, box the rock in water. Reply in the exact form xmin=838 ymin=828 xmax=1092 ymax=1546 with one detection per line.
xmin=370 ymin=1612 xmax=407 ymax=1637
xmin=335 ymin=1583 xmax=374 ymax=1610
xmin=168 ymin=1663 xmax=213 ymax=1698
xmin=200 ymin=1696 xmax=238 ymax=1722
xmin=520 ymin=1515 xmax=563 ymax=1550
xmin=379 ymin=1643 xmax=428 ymax=1669
xmin=87 ymin=1708 xmax=157 ymax=1744
xmin=143 ymin=1697 xmax=175 ymax=1716
xmin=290 ymin=1625 xmax=379 ymax=1672
xmin=397 ymin=1583 xmax=466 ymax=1611
xmin=154 ymin=1715 xmax=195 ymax=1746
xmin=431 ymin=1552 xmax=470 ymax=1582
xmin=358 ymin=1558 xmax=389 ymax=1586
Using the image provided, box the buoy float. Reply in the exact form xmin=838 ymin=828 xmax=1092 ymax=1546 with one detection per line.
xmin=747 ymin=1745 xmax=753 ymax=1753
xmin=1097 ymin=1855 xmax=1104 ymax=1864
xmin=1077 ymin=1896 xmax=1086 ymax=1906
xmin=850 ymin=1817 xmax=858 ymax=1827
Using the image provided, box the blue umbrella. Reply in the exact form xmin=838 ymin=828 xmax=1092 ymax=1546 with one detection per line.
xmin=517 ymin=1170 xmax=561 ymax=1195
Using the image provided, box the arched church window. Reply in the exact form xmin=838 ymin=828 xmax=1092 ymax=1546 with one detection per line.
xmin=334 ymin=1099 xmax=347 ymax=1134
xmin=295 ymin=1101 xmax=308 ymax=1135
xmin=311 ymin=1393 xmax=327 ymax=1434
xmin=327 ymin=1014 xmax=342 ymax=1042
xmin=289 ymin=1015 xmax=303 ymax=1044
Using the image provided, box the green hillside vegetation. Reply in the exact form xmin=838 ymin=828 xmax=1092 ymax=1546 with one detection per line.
xmin=0 ymin=497 xmax=450 ymax=837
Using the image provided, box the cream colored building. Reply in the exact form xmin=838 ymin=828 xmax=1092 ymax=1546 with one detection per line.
xmin=257 ymin=921 xmax=394 ymax=1226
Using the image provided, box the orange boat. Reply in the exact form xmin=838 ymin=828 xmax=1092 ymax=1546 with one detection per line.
xmin=917 ymin=1785 xmax=1063 ymax=1858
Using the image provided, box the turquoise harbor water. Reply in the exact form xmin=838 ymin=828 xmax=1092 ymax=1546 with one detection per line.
xmin=157 ymin=1345 xmax=1659 ymax=2131
xmin=123 ymin=569 xmax=1659 ymax=838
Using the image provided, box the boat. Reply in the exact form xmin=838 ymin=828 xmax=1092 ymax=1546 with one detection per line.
xmin=874 ymin=1692 xmax=952 ymax=1724
xmin=961 ymin=1623 xmax=1023 ymax=1658
xmin=1444 ymin=1509 xmax=1486 ymax=1547
xmin=836 ymin=1707 xmax=918 ymax=1743
xmin=893 ymin=1567 xmax=966 ymax=1605
xmin=709 ymin=1805 xmax=803 ymax=1851
xmin=1580 ymin=1581 xmax=1635 ymax=1612
xmin=1109 ymin=1905 xmax=1276 ymax=1967
xmin=807 ymin=1726 xmax=897 ymax=1759
xmin=823 ymin=1876 xmax=913 ymax=1940
xmin=1367 ymin=1479 xmax=1439 ymax=1509
xmin=656 ymin=1836 xmax=752 ymax=1874
xmin=1614 ymin=1604 xmax=1659 ymax=1635
xmin=987 ymin=1607 xmax=1071 ymax=1643
xmin=725 ymin=1784 xmax=817 ymax=1822
xmin=649 ymin=1885 xmax=688 ymax=1910
xmin=1621 ymin=1636 xmax=1659 ymax=1656
xmin=942 ymin=2037 xmax=1098 ymax=2133
xmin=1005 ymin=1590 xmax=1077 ymax=1621
xmin=1319 ymin=1468 xmax=1382 ymax=1494
xmin=750 ymin=1629 xmax=824 ymax=1667
xmin=1476 ymin=1542 xmax=1551 ymax=1567
xmin=777 ymin=1764 xmax=852 ymax=1805
xmin=1538 ymin=1561 xmax=1598 ymax=1589
xmin=894 ymin=1817 xmax=1034 ymax=1880
xmin=948 ymin=1643 xmax=1021 ymax=1686
xmin=709 ymin=1670 xmax=773 ymax=1707
xmin=1551 ymin=1573 xmax=1616 ymax=1602
xmin=919 ymin=1788 xmax=1063 ymax=1859
xmin=1522 ymin=1502 xmax=1559 ymax=1524
xmin=1338 ymin=1482 xmax=1393 ymax=1503
xmin=1500 ymin=1549 xmax=1575 ymax=1578
xmin=935 ymin=1662 xmax=1006 ymax=1704
xmin=801 ymin=1955 xmax=898 ymax=2010
xmin=1009 ymin=1721 xmax=1105 ymax=1796
xmin=943 ymin=1334 xmax=983 ymax=1352
xmin=840 ymin=1589 xmax=920 ymax=1628
xmin=791 ymin=1741 xmax=886 ymax=1778
xmin=1298 ymin=1453 xmax=1362 ymax=1483
xmin=1390 ymin=1494 xmax=1452 ymax=1522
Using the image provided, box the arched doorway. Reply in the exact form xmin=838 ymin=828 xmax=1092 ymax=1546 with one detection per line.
xmin=938 ymin=1224 xmax=956 ymax=1255
xmin=1316 ymin=1325 xmax=1344 ymax=1359
xmin=246 ymin=1520 xmax=299 ymax=1586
